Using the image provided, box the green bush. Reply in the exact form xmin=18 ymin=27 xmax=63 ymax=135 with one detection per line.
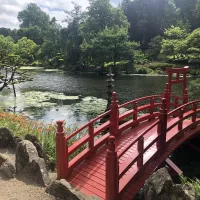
xmin=147 ymin=62 xmax=175 ymax=70
xmin=135 ymin=65 xmax=151 ymax=74
xmin=32 ymin=60 xmax=43 ymax=66
xmin=180 ymin=175 xmax=200 ymax=199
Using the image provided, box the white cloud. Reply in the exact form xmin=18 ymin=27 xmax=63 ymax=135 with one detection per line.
xmin=0 ymin=0 xmax=120 ymax=29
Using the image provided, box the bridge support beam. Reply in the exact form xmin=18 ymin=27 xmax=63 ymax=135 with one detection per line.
xmin=106 ymin=136 xmax=119 ymax=200
xmin=165 ymin=158 xmax=183 ymax=176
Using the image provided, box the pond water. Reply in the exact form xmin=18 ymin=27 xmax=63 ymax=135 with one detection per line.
xmin=0 ymin=71 xmax=193 ymax=127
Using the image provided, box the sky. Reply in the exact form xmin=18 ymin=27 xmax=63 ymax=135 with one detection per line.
xmin=0 ymin=0 xmax=121 ymax=29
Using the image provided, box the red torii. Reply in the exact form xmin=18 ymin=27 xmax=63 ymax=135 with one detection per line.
xmin=164 ymin=66 xmax=189 ymax=110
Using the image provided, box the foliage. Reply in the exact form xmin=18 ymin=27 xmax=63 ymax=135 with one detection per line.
xmin=148 ymin=35 xmax=163 ymax=59
xmin=180 ymin=175 xmax=200 ymax=199
xmin=0 ymin=112 xmax=86 ymax=163
xmin=1 ymin=0 xmax=200 ymax=72
xmin=15 ymin=37 xmax=38 ymax=64
xmin=188 ymin=78 xmax=200 ymax=99
xmin=161 ymin=26 xmax=188 ymax=60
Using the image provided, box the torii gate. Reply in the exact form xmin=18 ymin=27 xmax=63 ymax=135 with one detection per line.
xmin=164 ymin=66 xmax=189 ymax=110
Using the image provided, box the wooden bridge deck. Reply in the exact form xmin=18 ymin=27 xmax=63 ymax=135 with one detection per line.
xmin=67 ymin=117 xmax=193 ymax=199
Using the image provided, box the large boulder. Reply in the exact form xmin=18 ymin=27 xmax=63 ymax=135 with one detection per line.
xmin=24 ymin=134 xmax=55 ymax=171
xmin=0 ymin=159 xmax=15 ymax=178
xmin=46 ymin=179 xmax=99 ymax=200
xmin=144 ymin=168 xmax=195 ymax=200
xmin=15 ymin=140 xmax=38 ymax=173
xmin=23 ymin=157 xmax=51 ymax=186
xmin=0 ymin=127 xmax=14 ymax=148
xmin=0 ymin=153 xmax=15 ymax=178
xmin=15 ymin=140 xmax=50 ymax=186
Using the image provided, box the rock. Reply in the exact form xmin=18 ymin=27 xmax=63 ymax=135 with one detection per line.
xmin=144 ymin=168 xmax=195 ymax=200
xmin=24 ymin=134 xmax=55 ymax=171
xmin=23 ymin=157 xmax=51 ymax=186
xmin=0 ymin=159 xmax=15 ymax=178
xmin=173 ymin=184 xmax=195 ymax=200
xmin=15 ymin=140 xmax=38 ymax=173
xmin=144 ymin=168 xmax=173 ymax=200
xmin=0 ymin=153 xmax=8 ymax=166
xmin=0 ymin=153 xmax=15 ymax=178
xmin=0 ymin=127 xmax=14 ymax=148
xmin=12 ymin=136 xmax=23 ymax=148
xmin=46 ymin=179 xmax=99 ymax=200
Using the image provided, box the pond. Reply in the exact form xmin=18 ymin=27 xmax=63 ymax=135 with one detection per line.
xmin=0 ymin=71 xmax=193 ymax=127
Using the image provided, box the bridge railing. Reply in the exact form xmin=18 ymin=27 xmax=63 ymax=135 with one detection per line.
xmin=106 ymin=98 xmax=200 ymax=200
xmin=56 ymin=109 xmax=111 ymax=179
xmin=118 ymin=95 xmax=163 ymax=133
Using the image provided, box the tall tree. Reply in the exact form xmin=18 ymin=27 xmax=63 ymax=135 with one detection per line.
xmin=63 ymin=2 xmax=83 ymax=67
xmin=121 ymin=0 xmax=180 ymax=48
xmin=18 ymin=3 xmax=50 ymax=29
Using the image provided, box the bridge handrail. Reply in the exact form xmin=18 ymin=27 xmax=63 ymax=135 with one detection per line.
xmin=168 ymin=99 xmax=200 ymax=117
xmin=66 ymin=110 xmax=111 ymax=141
xmin=117 ymin=120 xmax=160 ymax=159
xmin=118 ymin=95 xmax=163 ymax=109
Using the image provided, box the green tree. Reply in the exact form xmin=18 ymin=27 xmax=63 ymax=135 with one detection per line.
xmin=121 ymin=0 xmax=180 ymax=48
xmin=15 ymin=37 xmax=38 ymax=64
xmin=148 ymin=35 xmax=163 ymax=59
xmin=161 ymin=26 xmax=188 ymax=60
xmin=186 ymin=28 xmax=200 ymax=65
xmin=63 ymin=2 xmax=83 ymax=67
xmin=80 ymin=0 xmax=130 ymax=68
xmin=18 ymin=3 xmax=50 ymax=29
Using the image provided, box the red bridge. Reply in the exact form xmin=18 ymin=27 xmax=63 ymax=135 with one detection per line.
xmin=55 ymin=66 xmax=200 ymax=200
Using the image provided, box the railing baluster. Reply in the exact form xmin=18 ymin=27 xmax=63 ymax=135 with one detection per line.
xmin=149 ymin=98 xmax=155 ymax=121
xmin=56 ymin=121 xmax=68 ymax=179
xmin=175 ymin=97 xmax=178 ymax=109
xmin=192 ymin=103 xmax=197 ymax=129
xmin=89 ymin=123 xmax=94 ymax=152
xmin=106 ymin=136 xmax=119 ymax=200
xmin=178 ymin=109 xmax=184 ymax=131
xmin=133 ymin=101 xmax=138 ymax=121
xmin=137 ymin=136 xmax=144 ymax=168
xmin=157 ymin=98 xmax=167 ymax=153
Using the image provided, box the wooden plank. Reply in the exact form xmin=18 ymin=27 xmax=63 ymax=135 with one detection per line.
xmin=165 ymin=158 xmax=183 ymax=176
xmin=71 ymin=169 xmax=105 ymax=186
xmin=70 ymin=178 xmax=105 ymax=199
xmin=70 ymin=173 xmax=106 ymax=191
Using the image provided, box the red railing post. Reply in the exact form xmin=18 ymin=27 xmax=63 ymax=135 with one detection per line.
xmin=133 ymin=101 xmax=139 ymax=127
xmin=56 ymin=121 xmax=68 ymax=179
xmin=192 ymin=103 xmax=197 ymax=129
xmin=157 ymin=98 xmax=167 ymax=153
xmin=149 ymin=98 xmax=155 ymax=121
xmin=163 ymin=83 xmax=170 ymax=111
xmin=106 ymin=136 xmax=119 ymax=200
xmin=110 ymin=92 xmax=119 ymax=137
xmin=137 ymin=136 xmax=144 ymax=168
xmin=178 ymin=109 xmax=184 ymax=131
xmin=89 ymin=123 xmax=94 ymax=154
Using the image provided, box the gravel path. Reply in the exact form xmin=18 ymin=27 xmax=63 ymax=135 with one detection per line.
xmin=0 ymin=148 xmax=56 ymax=200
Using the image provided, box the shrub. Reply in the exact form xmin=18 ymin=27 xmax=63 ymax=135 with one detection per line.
xmin=135 ymin=65 xmax=151 ymax=74
xmin=148 ymin=62 xmax=175 ymax=70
